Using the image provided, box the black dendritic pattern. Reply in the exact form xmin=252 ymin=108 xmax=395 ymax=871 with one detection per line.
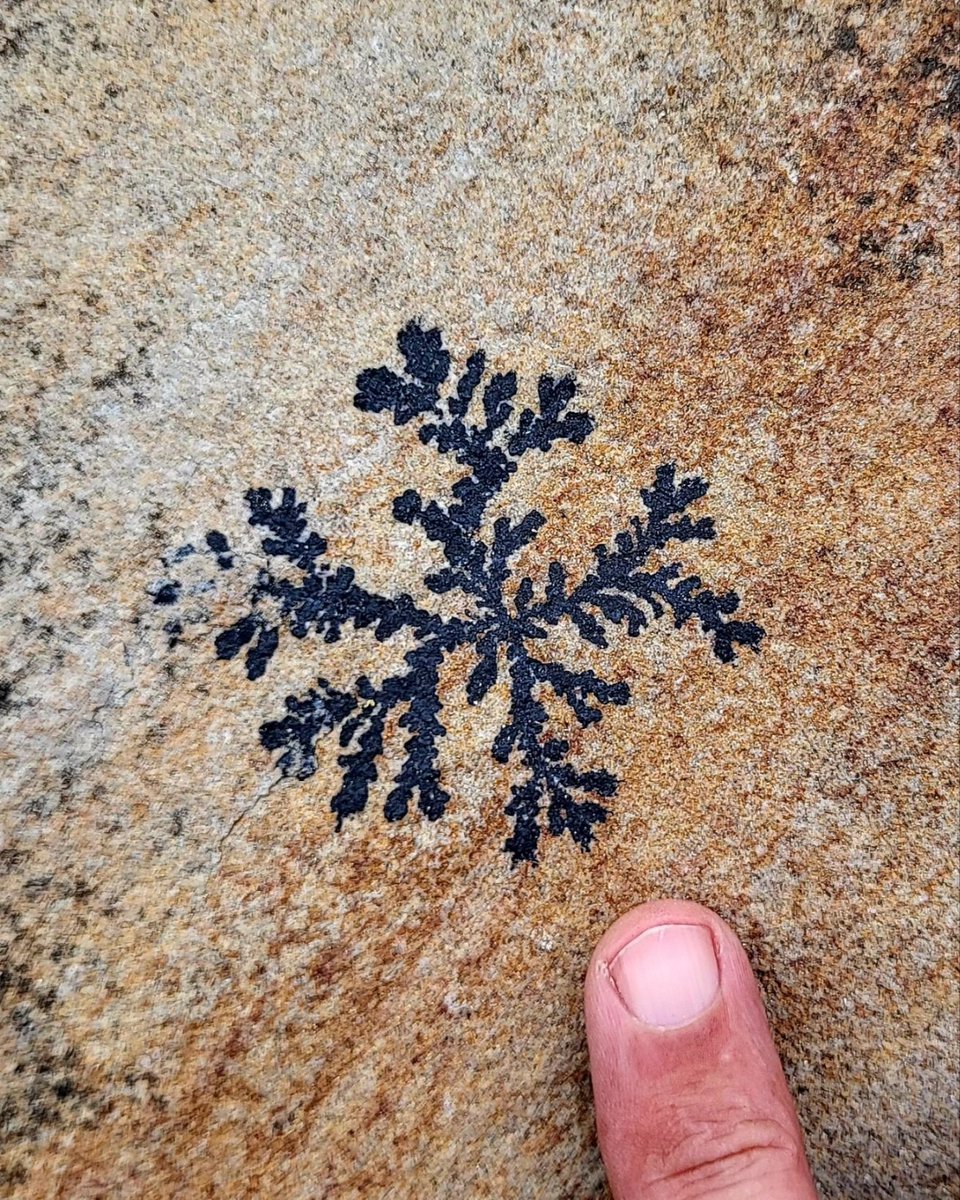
xmin=160 ymin=322 xmax=764 ymax=863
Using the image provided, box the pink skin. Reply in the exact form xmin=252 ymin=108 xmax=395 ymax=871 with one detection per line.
xmin=584 ymin=900 xmax=819 ymax=1200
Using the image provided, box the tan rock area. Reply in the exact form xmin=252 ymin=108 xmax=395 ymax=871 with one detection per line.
xmin=1 ymin=2 xmax=957 ymax=1196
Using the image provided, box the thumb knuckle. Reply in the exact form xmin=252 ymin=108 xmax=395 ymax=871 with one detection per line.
xmin=649 ymin=1110 xmax=803 ymax=1198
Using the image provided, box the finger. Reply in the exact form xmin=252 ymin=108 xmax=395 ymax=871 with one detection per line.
xmin=584 ymin=899 xmax=818 ymax=1200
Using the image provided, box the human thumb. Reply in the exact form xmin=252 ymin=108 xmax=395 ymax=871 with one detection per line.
xmin=584 ymin=899 xmax=818 ymax=1200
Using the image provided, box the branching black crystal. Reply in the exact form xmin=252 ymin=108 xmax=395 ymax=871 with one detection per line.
xmin=203 ymin=322 xmax=764 ymax=863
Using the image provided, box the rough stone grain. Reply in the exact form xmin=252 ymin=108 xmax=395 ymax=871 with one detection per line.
xmin=1 ymin=2 xmax=958 ymax=1198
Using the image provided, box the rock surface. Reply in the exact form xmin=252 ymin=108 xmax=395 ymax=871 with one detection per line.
xmin=1 ymin=2 xmax=957 ymax=1197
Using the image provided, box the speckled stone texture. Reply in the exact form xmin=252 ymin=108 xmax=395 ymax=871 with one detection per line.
xmin=1 ymin=2 xmax=958 ymax=1197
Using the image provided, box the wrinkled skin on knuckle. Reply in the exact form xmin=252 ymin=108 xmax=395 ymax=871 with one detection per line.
xmin=643 ymin=1112 xmax=802 ymax=1200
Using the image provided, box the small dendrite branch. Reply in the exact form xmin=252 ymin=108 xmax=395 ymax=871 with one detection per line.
xmin=259 ymin=677 xmax=357 ymax=780
xmin=492 ymin=647 xmax=620 ymax=863
xmin=261 ymin=626 xmax=473 ymax=833
xmin=527 ymin=464 xmax=765 ymax=663
xmin=214 ymin=487 xmax=445 ymax=680
xmin=527 ymin=658 xmax=630 ymax=727
xmin=328 ymin=637 xmax=459 ymax=829
xmin=399 ymin=504 xmax=547 ymax=617
xmin=355 ymin=320 xmax=594 ymax=534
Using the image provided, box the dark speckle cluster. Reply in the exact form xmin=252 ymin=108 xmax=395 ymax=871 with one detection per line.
xmin=151 ymin=532 xmax=236 ymax=610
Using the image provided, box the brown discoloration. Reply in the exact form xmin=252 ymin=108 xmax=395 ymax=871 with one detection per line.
xmin=1 ymin=0 xmax=957 ymax=1198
